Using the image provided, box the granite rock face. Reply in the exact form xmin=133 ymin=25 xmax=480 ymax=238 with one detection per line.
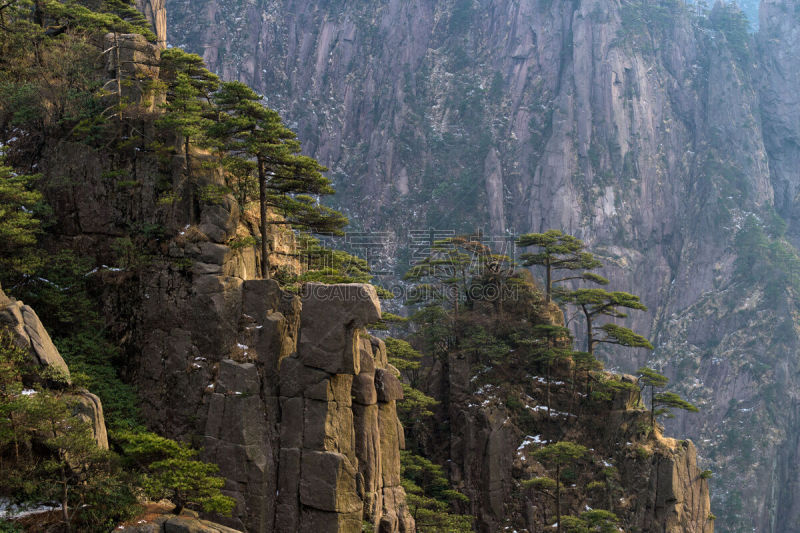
xmin=103 ymin=32 xmax=164 ymax=112
xmin=130 ymin=229 xmax=414 ymax=532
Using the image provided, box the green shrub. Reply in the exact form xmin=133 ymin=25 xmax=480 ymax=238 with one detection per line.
xmin=635 ymin=446 xmax=652 ymax=460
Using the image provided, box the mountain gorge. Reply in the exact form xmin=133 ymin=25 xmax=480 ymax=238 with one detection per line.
xmin=162 ymin=0 xmax=800 ymax=531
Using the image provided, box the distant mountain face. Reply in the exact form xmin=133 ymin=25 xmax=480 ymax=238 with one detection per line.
xmin=736 ymin=0 xmax=760 ymax=28
xmin=166 ymin=0 xmax=800 ymax=531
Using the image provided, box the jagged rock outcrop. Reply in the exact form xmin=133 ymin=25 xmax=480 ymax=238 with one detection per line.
xmin=0 ymin=284 xmax=71 ymax=379
xmin=131 ymin=267 xmax=414 ymax=531
xmin=0 ymin=285 xmax=108 ymax=450
xmin=165 ymin=0 xmax=800 ymax=529
xmin=18 ymin=23 xmax=414 ymax=527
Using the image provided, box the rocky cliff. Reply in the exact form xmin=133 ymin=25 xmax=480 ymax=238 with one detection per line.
xmin=11 ymin=26 xmax=416 ymax=532
xmin=164 ymin=0 xmax=800 ymax=530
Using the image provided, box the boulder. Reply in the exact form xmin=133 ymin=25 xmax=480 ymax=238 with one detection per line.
xmin=375 ymin=369 xmax=404 ymax=403
xmin=72 ymin=391 xmax=109 ymax=449
xmin=299 ymin=451 xmax=363 ymax=514
xmin=352 ymin=372 xmax=377 ymax=405
xmin=0 ymin=294 xmax=70 ymax=379
xmin=298 ymin=284 xmax=380 ymax=374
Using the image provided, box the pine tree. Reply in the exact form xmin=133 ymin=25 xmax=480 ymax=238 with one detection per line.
xmin=28 ymin=391 xmax=113 ymax=533
xmin=637 ymin=367 xmax=698 ymax=428
xmin=516 ymin=230 xmax=608 ymax=303
xmin=114 ymin=430 xmax=235 ymax=515
xmin=0 ymin=329 xmax=138 ymax=532
xmin=404 ymin=236 xmax=488 ymax=315
xmin=404 ymin=234 xmax=512 ymax=325
xmin=519 ymin=324 xmax=572 ymax=415
xmin=531 ymin=441 xmax=588 ymax=533
xmin=210 ymin=81 xmax=346 ymax=278
xmin=564 ymin=288 xmax=653 ymax=355
xmin=157 ymin=48 xmax=219 ymax=221
xmin=400 ymin=451 xmax=472 ymax=532
xmin=569 ymin=350 xmax=603 ymax=412
xmin=560 ymin=509 xmax=620 ymax=533
xmin=0 ymin=161 xmax=43 ymax=288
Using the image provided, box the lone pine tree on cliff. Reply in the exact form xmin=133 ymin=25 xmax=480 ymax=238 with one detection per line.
xmin=516 ymin=230 xmax=608 ymax=303
xmin=209 ymin=81 xmax=346 ymax=278
xmin=637 ymin=366 xmax=699 ymax=429
xmin=564 ymin=288 xmax=653 ymax=356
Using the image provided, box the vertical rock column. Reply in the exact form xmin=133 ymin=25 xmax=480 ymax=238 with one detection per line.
xmin=354 ymin=335 xmax=412 ymax=533
xmin=276 ymin=283 xmax=414 ymax=533
xmin=201 ymin=279 xmax=300 ymax=532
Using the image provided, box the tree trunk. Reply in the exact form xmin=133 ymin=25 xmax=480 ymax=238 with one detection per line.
xmin=33 ymin=0 xmax=43 ymax=26
xmin=583 ymin=305 xmax=593 ymax=355
xmin=570 ymin=367 xmax=577 ymax=418
xmin=555 ymin=463 xmax=561 ymax=533
xmin=546 ymin=361 xmax=551 ymax=416
xmin=184 ymin=135 xmax=195 ymax=222
xmin=545 ymin=257 xmax=552 ymax=303
xmin=258 ymin=159 xmax=269 ymax=279
xmin=61 ymin=464 xmax=70 ymax=533
xmin=650 ymin=386 xmax=655 ymax=429
xmin=9 ymin=412 xmax=18 ymax=461
xmin=115 ymin=33 xmax=122 ymax=121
